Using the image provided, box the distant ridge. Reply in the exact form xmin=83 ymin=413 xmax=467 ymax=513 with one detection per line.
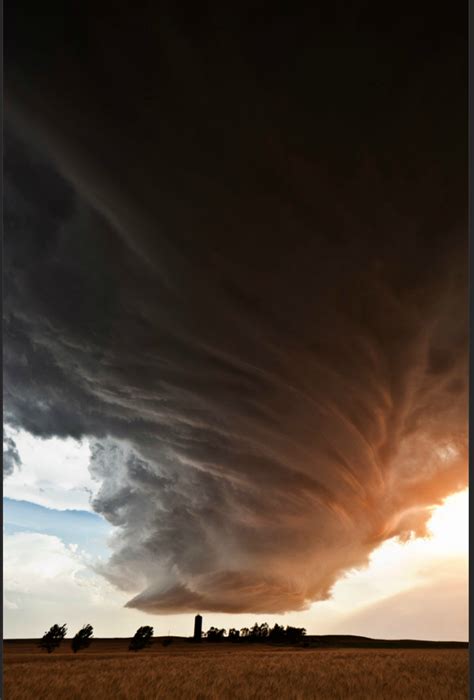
xmin=4 ymin=635 xmax=468 ymax=650
xmin=305 ymin=635 xmax=468 ymax=649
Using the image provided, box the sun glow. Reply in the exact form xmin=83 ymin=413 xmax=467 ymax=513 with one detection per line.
xmin=364 ymin=488 xmax=469 ymax=579
xmin=425 ymin=488 xmax=468 ymax=555
xmin=314 ymin=488 xmax=469 ymax=619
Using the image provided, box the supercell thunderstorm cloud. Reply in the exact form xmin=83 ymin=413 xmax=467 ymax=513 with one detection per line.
xmin=4 ymin=4 xmax=467 ymax=613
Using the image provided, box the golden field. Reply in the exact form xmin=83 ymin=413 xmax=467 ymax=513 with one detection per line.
xmin=3 ymin=639 xmax=468 ymax=700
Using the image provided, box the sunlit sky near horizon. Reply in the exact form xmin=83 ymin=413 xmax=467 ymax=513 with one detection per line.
xmin=3 ymin=429 xmax=468 ymax=641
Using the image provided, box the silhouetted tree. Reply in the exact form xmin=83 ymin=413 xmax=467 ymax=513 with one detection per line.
xmin=285 ymin=626 xmax=306 ymax=644
xmin=249 ymin=622 xmax=269 ymax=642
xmin=240 ymin=627 xmax=250 ymax=639
xmin=269 ymin=624 xmax=286 ymax=643
xmin=129 ymin=626 xmax=154 ymax=651
xmin=205 ymin=627 xmax=226 ymax=642
xmin=38 ymin=624 xmax=67 ymax=653
xmin=228 ymin=628 xmax=240 ymax=642
xmin=71 ymin=624 xmax=94 ymax=653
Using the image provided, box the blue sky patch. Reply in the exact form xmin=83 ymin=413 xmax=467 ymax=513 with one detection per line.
xmin=3 ymin=498 xmax=112 ymax=559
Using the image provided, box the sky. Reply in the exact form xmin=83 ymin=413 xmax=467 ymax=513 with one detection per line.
xmin=4 ymin=3 xmax=467 ymax=639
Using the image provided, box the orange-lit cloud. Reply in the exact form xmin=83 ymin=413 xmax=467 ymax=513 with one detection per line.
xmin=321 ymin=490 xmax=468 ymax=637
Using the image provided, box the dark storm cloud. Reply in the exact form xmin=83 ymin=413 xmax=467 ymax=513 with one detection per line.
xmin=3 ymin=436 xmax=21 ymax=478
xmin=4 ymin=4 xmax=467 ymax=612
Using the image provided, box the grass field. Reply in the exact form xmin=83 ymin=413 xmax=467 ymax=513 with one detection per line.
xmin=3 ymin=639 xmax=468 ymax=699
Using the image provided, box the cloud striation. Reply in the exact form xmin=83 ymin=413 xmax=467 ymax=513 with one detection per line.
xmin=3 ymin=436 xmax=22 ymax=478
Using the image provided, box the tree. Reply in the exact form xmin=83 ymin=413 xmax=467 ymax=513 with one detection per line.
xmin=129 ymin=626 xmax=154 ymax=651
xmin=71 ymin=624 xmax=94 ymax=653
xmin=268 ymin=624 xmax=286 ymax=643
xmin=205 ymin=627 xmax=226 ymax=642
xmin=249 ymin=622 xmax=269 ymax=642
xmin=228 ymin=628 xmax=240 ymax=642
xmin=285 ymin=626 xmax=306 ymax=644
xmin=38 ymin=624 xmax=67 ymax=653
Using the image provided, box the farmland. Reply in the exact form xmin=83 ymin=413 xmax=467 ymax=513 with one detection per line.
xmin=3 ymin=638 xmax=468 ymax=699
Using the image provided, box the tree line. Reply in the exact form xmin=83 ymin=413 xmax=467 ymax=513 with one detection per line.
xmin=205 ymin=623 xmax=306 ymax=644
xmin=38 ymin=621 xmax=306 ymax=653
